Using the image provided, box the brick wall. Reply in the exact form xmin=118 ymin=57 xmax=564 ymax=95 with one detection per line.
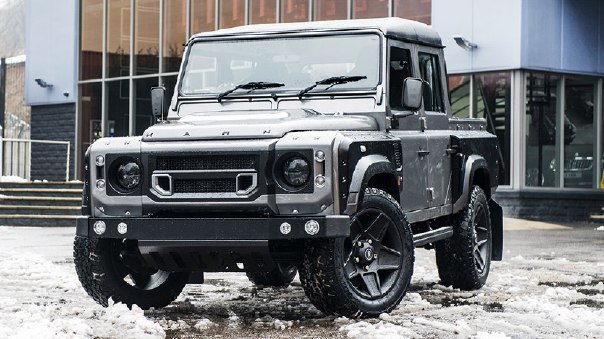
xmin=30 ymin=104 xmax=76 ymax=181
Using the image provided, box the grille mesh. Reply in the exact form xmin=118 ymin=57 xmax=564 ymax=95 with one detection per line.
xmin=156 ymin=155 xmax=256 ymax=171
xmin=173 ymin=179 xmax=236 ymax=193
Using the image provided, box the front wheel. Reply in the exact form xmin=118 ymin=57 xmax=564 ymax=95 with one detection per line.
xmin=298 ymin=188 xmax=414 ymax=317
xmin=73 ymin=236 xmax=189 ymax=310
xmin=435 ymin=185 xmax=492 ymax=290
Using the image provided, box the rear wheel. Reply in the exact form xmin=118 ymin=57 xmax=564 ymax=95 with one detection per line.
xmin=435 ymin=185 xmax=492 ymax=290
xmin=246 ymin=264 xmax=297 ymax=287
xmin=298 ymin=188 xmax=414 ymax=317
xmin=73 ymin=236 xmax=189 ymax=309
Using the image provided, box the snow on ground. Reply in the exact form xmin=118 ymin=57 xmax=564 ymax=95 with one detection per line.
xmin=0 ymin=175 xmax=27 ymax=183
xmin=0 ymin=224 xmax=603 ymax=338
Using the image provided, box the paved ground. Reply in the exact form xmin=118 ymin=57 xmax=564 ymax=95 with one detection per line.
xmin=0 ymin=218 xmax=603 ymax=338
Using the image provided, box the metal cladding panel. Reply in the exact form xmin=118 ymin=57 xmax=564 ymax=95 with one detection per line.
xmin=25 ymin=0 xmax=77 ymax=105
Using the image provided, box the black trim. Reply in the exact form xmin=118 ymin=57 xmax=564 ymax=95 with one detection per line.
xmin=76 ymin=215 xmax=350 ymax=240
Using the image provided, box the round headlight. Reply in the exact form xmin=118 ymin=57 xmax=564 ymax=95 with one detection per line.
xmin=283 ymin=157 xmax=310 ymax=187
xmin=116 ymin=161 xmax=141 ymax=190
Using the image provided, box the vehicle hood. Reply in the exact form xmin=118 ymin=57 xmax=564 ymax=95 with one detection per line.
xmin=141 ymin=109 xmax=378 ymax=141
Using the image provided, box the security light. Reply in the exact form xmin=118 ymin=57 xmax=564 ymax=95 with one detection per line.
xmin=453 ymin=36 xmax=478 ymax=50
xmin=34 ymin=78 xmax=53 ymax=88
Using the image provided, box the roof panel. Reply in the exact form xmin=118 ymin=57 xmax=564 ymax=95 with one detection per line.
xmin=190 ymin=17 xmax=442 ymax=47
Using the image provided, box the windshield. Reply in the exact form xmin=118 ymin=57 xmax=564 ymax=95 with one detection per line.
xmin=180 ymin=34 xmax=381 ymax=96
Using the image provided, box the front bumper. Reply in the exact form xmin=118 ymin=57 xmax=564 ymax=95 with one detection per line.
xmin=76 ymin=215 xmax=350 ymax=241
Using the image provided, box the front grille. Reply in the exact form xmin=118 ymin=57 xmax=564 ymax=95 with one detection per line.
xmin=156 ymin=155 xmax=256 ymax=171
xmin=173 ymin=179 xmax=236 ymax=194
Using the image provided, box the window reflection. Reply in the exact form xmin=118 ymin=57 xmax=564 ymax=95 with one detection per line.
xmin=220 ymin=0 xmax=245 ymax=28
xmin=314 ymin=0 xmax=347 ymax=21
xmin=81 ymin=0 xmax=103 ymax=80
xmin=134 ymin=77 xmax=159 ymax=135
xmin=191 ymin=0 xmax=216 ymax=33
xmin=353 ymin=0 xmax=389 ymax=19
xmin=525 ymin=73 xmax=562 ymax=187
xmin=79 ymin=82 xmax=102 ymax=156
xmin=164 ymin=0 xmax=187 ymax=73
xmin=564 ymin=77 xmax=596 ymax=188
xmin=394 ymin=0 xmax=431 ymax=25
xmin=280 ymin=0 xmax=309 ymax=23
xmin=106 ymin=80 xmax=130 ymax=137
xmin=135 ymin=0 xmax=160 ymax=75
xmin=475 ymin=72 xmax=511 ymax=185
xmin=448 ymin=75 xmax=470 ymax=118
xmin=107 ymin=0 xmax=131 ymax=78
xmin=250 ymin=0 xmax=277 ymax=24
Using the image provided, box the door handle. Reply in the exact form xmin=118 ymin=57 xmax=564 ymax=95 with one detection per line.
xmin=417 ymin=150 xmax=430 ymax=157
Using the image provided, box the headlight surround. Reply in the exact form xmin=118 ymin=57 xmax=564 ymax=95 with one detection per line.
xmin=283 ymin=156 xmax=311 ymax=187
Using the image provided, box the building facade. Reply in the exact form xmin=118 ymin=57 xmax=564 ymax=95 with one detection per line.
xmin=24 ymin=0 xmax=603 ymax=219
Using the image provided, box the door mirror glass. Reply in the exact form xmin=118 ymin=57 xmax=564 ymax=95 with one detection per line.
xmin=402 ymin=77 xmax=423 ymax=111
xmin=151 ymin=86 xmax=167 ymax=121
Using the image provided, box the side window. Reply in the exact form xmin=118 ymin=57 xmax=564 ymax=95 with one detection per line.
xmin=389 ymin=47 xmax=412 ymax=111
xmin=419 ymin=52 xmax=444 ymax=112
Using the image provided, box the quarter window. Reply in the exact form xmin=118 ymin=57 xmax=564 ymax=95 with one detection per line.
xmin=419 ymin=52 xmax=444 ymax=112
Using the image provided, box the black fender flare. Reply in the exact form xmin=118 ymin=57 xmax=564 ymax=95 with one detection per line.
xmin=344 ymin=154 xmax=397 ymax=215
xmin=453 ymin=154 xmax=488 ymax=214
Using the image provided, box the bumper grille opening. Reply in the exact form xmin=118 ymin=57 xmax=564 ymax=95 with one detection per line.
xmin=173 ymin=179 xmax=236 ymax=193
xmin=156 ymin=155 xmax=256 ymax=171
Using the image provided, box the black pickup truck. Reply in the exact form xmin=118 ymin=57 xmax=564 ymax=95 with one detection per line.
xmin=74 ymin=17 xmax=503 ymax=317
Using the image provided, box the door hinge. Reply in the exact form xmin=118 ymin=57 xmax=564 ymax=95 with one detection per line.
xmin=427 ymin=187 xmax=435 ymax=201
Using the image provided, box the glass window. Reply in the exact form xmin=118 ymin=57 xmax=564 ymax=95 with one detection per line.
xmin=163 ymin=0 xmax=187 ymax=73
xmin=134 ymin=77 xmax=159 ymax=135
xmin=134 ymin=0 xmax=160 ymax=75
xmin=475 ymin=72 xmax=511 ymax=185
xmin=525 ymin=73 xmax=562 ymax=187
xmin=601 ymin=83 xmax=604 ymax=189
xmin=314 ymin=0 xmax=347 ymax=21
xmin=106 ymin=80 xmax=130 ymax=137
xmin=79 ymin=82 xmax=102 ymax=158
xmin=448 ymin=75 xmax=470 ymax=118
xmin=191 ymin=0 xmax=216 ymax=33
xmin=220 ymin=0 xmax=245 ymax=28
xmin=250 ymin=0 xmax=277 ymax=24
xmin=280 ymin=0 xmax=309 ymax=22
xmin=107 ymin=0 xmax=131 ymax=78
xmin=394 ymin=0 xmax=431 ymax=25
xmin=418 ymin=52 xmax=444 ymax=112
xmin=181 ymin=34 xmax=380 ymax=97
xmin=389 ymin=47 xmax=412 ymax=111
xmin=353 ymin=0 xmax=389 ymax=19
xmin=564 ymin=77 xmax=597 ymax=188
xmin=81 ymin=0 xmax=103 ymax=80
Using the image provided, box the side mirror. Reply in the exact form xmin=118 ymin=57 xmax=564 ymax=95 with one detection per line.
xmin=401 ymin=77 xmax=423 ymax=111
xmin=151 ymin=86 xmax=167 ymax=121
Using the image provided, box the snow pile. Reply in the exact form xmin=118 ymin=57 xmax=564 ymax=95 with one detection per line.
xmin=339 ymin=320 xmax=417 ymax=338
xmin=596 ymin=226 xmax=604 ymax=231
xmin=473 ymin=331 xmax=510 ymax=339
xmin=0 ymin=251 xmax=165 ymax=339
xmin=193 ymin=318 xmax=216 ymax=330
xmin=0 ymin=175 xmax=27 ymax=182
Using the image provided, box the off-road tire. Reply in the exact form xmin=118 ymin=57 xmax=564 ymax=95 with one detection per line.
xmin=435 ymin=185 xmax=492 ymax=290
xmin=298 ymin=188 xmax=414 ymax=317
xmin=246 ymin=264 xmax=298 ymax=287
xmin=73 ymin=236 xmax=189 ymax=310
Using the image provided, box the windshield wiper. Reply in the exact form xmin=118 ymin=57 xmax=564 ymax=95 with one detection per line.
xmin=217 ymin=81 xmax=284 ymax=102
xmin=298 ymin=75 xmax=367 ymax=99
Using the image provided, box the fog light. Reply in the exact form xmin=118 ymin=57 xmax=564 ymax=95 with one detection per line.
xmin=93 ymin=221 xmax=106 ymax=235
xmin=280 ymin=222 xmax=291 ymax=235
xmin=314 ymin=175 xmax=326 ymax=188
xmin=95 ymin=155 xmax=105 ymax=166
xmin=117 ymin=222 xmax=127 ymax=235
xmin=315 ymin=150 xmax=325 ymax=163
xmin=96 ymin=179 xmax=106 ymax=190
xmin=304 ymin=220 xmax=320 ymax=235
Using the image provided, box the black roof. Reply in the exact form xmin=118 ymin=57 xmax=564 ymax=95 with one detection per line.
xmin=190 ymin=17 xmax=442 ymax=47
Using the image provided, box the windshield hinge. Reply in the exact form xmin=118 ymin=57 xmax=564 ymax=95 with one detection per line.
xmin=376 ymin=85 xmax=384 ymax=105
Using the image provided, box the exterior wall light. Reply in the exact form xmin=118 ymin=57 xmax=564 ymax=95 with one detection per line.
xmin=453 ymin=36 xmax=478 ymax=50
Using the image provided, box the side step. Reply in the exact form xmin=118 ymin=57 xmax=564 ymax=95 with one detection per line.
xmin=413 ymin=226 xmax=453 ymax=247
